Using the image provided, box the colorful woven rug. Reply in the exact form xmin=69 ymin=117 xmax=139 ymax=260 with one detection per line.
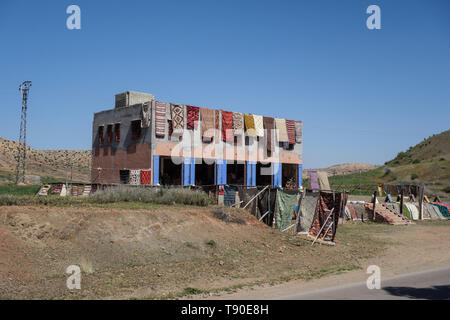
xmin=155 ymin=101 xmax=167 ymax=138
xmin=200 ymin=108 xmax=215 ymax=140
xmin=253 ymin=115 xmax=264 ymax=137
xmin=222 ymin=110 xmax=233 ymax=142
xmin=232 ymin=112 xmax=244 ymax=135
xmin=286 ymin=119 xmax=296 ymax=145
xmin=275 ymin=118 xmax=289 ymax=142
xmin=186 ymin=105 xmax=199 ymax=130
xmin=171 ymin=104 xmax=184 ymax=133
xmin=295 ymin=121 xmax=302 ymax=143
xmin=244 ymin=114 xmax=256 ymax=137
xmin=140 ymin=170 xmax=151 ymax=185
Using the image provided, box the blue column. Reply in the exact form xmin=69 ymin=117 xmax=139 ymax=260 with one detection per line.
xmin=273 ymin=162 xmax=282 ymax=187
xmin=190 ymin=158 xmax=196 ymax=185
xmin=251 ymin=162 xmax=256 ymax=186
xmin=216 ymin=159 xmax=226 ymax=185
xmin=183 ymin=158 xmax=191 ymax=186
xmin=246 ymin=161 xmax=252 ymax=186
xmin=298 ymin=164 xmax=303 ymax=188
xmin=246 ymin=161 xmax=256 ymax=186
xmin=153 ymin=155 xmax=160 ymax=185
xmin=222 ymin=160 xmax=227 ymax=185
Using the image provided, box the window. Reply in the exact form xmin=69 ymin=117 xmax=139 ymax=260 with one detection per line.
xmin=98 ymin=126 xmax=104 ymax=144
xmin=114 ymin=123 xmax=121 ymax=142
xmin=107 ymin=124 xmax=113 ymax=143
xmin=131 ymin=120 xmax=141 ymax=140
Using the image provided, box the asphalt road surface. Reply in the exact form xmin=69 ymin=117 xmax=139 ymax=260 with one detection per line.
xmin=276 ymin=266 xmax=450 ymax=300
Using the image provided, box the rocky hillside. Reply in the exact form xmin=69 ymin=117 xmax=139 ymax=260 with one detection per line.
xmin=0 ymin=137 xmax=90 ymax=183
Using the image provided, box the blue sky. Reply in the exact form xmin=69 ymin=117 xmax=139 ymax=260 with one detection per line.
xmin=0 ymin=0 xmax=449 ymax=168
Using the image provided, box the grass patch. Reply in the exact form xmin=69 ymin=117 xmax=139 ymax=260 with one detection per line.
xmin=0 ymin=184 xmax=41 ymax=196
xmin=206 ymin=240 xmax=216 ymax=247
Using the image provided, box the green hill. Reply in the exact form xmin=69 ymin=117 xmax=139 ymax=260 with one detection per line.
xmin=386 ymin=129 xmax=450 ymax=166
xmin=326 ymin=129 xmax=450 ymax=198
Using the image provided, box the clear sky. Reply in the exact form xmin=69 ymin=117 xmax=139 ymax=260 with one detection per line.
xmin=0 ymin=0 xmax=449 ymax=168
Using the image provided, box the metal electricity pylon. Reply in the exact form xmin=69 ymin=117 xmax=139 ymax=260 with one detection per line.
xmin=15 ymin=81 xmax=32 ymax=184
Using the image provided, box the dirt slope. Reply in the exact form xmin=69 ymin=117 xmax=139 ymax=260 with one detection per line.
xmin=0 ymin=205 xmax=384 ymax=299
xmin=0 ymin=137 xmax=90 ymax=183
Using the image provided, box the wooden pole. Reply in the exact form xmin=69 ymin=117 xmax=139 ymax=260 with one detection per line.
xmin=242 ymin=185 xmax=269 ymax=209
xmin=311 ymin=208 xmax=334 ymax=246
xmin=419 ymin=184 xmax=424 ymax=220
xmin=372 ymin=191 xmax=377 ymax=221
xmin=294 ymin=191 xmax=306 ymax=232
xmin=400 ymin=190 xmax=404 ymax=215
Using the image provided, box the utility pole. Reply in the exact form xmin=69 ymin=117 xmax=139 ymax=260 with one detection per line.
xmin=15 ymin=81 xmax=32 ymax=184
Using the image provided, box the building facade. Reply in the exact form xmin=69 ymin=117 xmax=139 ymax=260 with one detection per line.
xmin=91 ymin=91 xmax=303 ymax=188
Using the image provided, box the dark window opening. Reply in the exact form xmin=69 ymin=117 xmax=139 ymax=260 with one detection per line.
xmin=256 ymin=162 xmax=272 ymax=186
xmin=131 ymin=120 xmax=141 ymax=140
xmin=227 ymin=162 xmax=245 ymax=185
xmin=114 ymin=123 xmax=120 ymax=142
xmin=159 ymin=156 xmax=182 ymax=186
xmin=107 ymin=124 xmax=113 ymax=143
xmin=98 ymin=126 xmax=104 ymax=144
xmin=195 ymin=160 xmax=215 ymax=186
xmin=282 ymin=163 xmax=298 ymax=189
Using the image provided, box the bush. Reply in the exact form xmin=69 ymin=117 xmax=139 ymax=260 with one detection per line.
xmin=89 ymin=186 xmax=213 ymax=206
xmin=212 ymin=208 xmax=247 ymax=224
xmin=443 ymin=186 xmax=450 ymax=194
xmin=412 ymin=159 xmax=420 ymax=164
xmin=411 ymin=173 xmax=418 ymax=180
xmin=0 ymin=186 xmax=214 ymax=207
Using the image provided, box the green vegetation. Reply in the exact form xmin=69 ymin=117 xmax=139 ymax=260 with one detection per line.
xmin=0 ymin=186 xmax=214 ymax=207
xmin=90 ymin=186 xmax=213 ymax=206
xmin=411 ymin=173 xmax=418 ymax=180
xmin=386 ymin=129 xmax=450 ymax=167
xmin=328 ymin=166 xmax=385 ymax=186
xmin=443 ymin=186 xmax=450 ymax=194
xmin=206 ymin=240 xmax=216 ymax=246
xmin=0 ymin=184 xmax=40 ymax=195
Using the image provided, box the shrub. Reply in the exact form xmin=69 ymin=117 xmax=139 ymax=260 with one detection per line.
xmin=412 ymin=159 xmax=420 ymax=164
xmin=212 ymin=208 xmax=247 ymax=224
xmin=443 ymin=186 xmax=450 ymax=194
xmin=411 ymin=173 xmax=418 ymax=180
xmin=89 ymin=186 xmax=213 ymax=206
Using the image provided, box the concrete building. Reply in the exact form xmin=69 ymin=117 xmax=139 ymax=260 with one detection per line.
xmin=91 ymin=91 xmax=303 ymax=188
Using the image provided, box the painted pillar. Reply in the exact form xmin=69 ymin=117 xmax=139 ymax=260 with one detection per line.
xmin=251 ymin=162 xmax=256 ymax=186
xmin=216 ymin=159 xmax=226 ymax=185
xmin=190 ymin=158 xmax=196 ymax=185
xmin=298 ymin=164 xmax=303 ymax=188
xmin=246 ymin=161 xmax=256 ymax=186
xmin=153 ymin=155 xmax=160 ymax=185
xmin=183 ymin=157 xmax=192 ymax=186
xmin=273 ymin=162 xmax=282 ymax=187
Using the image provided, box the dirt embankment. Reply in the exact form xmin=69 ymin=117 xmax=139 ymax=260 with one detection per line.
xmin=1 ymin=205 xmax=449 ymax=299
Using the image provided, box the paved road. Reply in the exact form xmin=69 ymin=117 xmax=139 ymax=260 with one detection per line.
xmin=276 ymin=266 xmax=450 ymax=300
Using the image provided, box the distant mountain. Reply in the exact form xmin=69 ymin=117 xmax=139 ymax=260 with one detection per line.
xmin=0 ymin=137 xmax=90 ymax=183
xmin=304 ymin=163 xmax=378 ymax=178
